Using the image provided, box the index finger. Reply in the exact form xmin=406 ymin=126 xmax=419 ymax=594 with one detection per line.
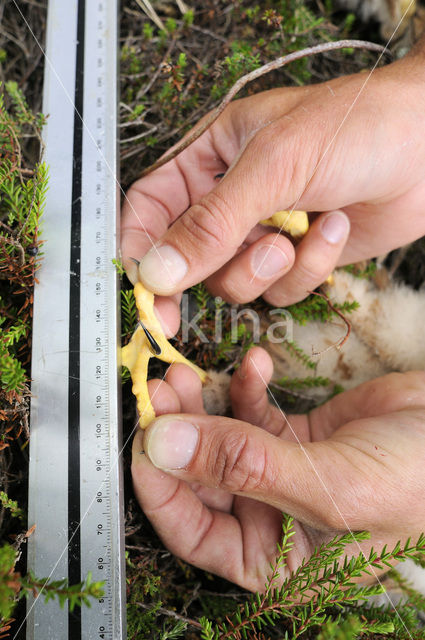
xmin=121 ymin=161 xmax=187 ymax=283
xmin=121 ymin=128 xmax=229 ymax=283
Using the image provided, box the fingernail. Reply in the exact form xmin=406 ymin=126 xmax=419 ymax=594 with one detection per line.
xmin=144 ymin=417 xmax=199 ymax=470
xmin=252 ymin=244 xmax=289 ymax=280
xmin=139 ymin=245 xmax=188 ymax=294
xmin=320 ymin=211 xmax=350 ymax=245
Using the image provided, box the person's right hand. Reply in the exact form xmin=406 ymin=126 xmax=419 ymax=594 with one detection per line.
xmin=122 ymin=47 xmax=425 ymax=331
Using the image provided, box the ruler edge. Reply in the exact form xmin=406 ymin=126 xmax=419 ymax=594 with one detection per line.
xmin=101 ymin=0 xmax=126 ymax=634
xmin=27 ymin=4 xmax=78 ymax=637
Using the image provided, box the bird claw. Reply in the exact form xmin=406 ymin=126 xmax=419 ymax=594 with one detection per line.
xmin=122 ymin=282 xmax=206 ymax=428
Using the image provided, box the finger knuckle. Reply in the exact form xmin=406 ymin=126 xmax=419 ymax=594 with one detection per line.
xmin=316 ymin=501 xmax=353 ymax=532
xmin=317 ymin=480 xmax=371 ymax=531
xmin=249 ymin=120 xmax=313 ymax=200
xmin=320 ymin=507 xmax=352 ymax=531
xmin=217 ymin=278 xmax=250 ymax=304
xmin=295 ymin=257 xmax=328 ymax=288
xmin=262 ymin=286 xmax=286 ymax=308
xmin=249 ymin=124 xmax=294 ymax=192
xmin=180 ymin=192 xmax=234 ymax=252
xmin=265 ymin=267 xmax=313 ymax=308
xmin=211 ymin=431 xmax=268 ymax=494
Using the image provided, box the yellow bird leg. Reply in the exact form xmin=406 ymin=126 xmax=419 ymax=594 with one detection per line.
xmin=122 ymin=282 xmax=207 ymax=428
xmin=401 ymin=0 xmax=416 ymax=19
xmin=260 ymin=210 xmax=309 ymax=240
xmin=121 ymin=324 xmax=145 ymax=371
xmin=134 ymin=282 xmax=207 ymax=381
xmin=124 ymin=336 xmax=155 ymax=426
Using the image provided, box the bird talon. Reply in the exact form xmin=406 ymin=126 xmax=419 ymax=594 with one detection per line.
xmin=122 ymin=282 xmax=207 ymax=428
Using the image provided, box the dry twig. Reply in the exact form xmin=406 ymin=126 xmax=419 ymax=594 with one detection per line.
xmin=0 ymin=234 xmax=25 ymax=267
xmin=135 ymin=601 xmax=202 ymax=629
xmin=308 ymin=289 xmax=352 ymax=353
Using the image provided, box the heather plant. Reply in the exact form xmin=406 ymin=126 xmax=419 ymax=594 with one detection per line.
xmin=0 ymin=82 xmax=104 ymax=636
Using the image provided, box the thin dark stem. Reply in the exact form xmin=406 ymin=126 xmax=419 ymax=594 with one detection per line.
xmin=135 ymin=601 xmax=202 ymax=629
xmin=308 ymin=289 xmax=351 ymax=352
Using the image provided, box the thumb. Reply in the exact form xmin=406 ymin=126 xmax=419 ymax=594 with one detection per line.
xmin=137 ymin=120 xmax=316 ymax=296
xmin=142 ymin=412 xmax=356 ymax=531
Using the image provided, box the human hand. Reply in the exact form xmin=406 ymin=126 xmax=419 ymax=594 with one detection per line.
xmin=131 ymin=347 xmax=425 ymax=591
xmin=122 ymin=49 xmax=425 ymax=325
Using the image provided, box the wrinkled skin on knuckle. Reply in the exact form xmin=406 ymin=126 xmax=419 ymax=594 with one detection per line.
xmin=209 ymin=430 xmax=269 ymax=494
xmin=299 ymin=446 xmax=370 ymax=532
xmin=292 ymin=258 xmax=324 ymax=290
xmin=312 ymin=485 xmax=367 ymax=532
xmin=256 ymin=118 xmax=320 ymax=207
xmin=246 ymin=122 xmax=299 ymax=203
xmin=265 ymin=261 xmax=318 ymax=307
xmin=315 ymin=455 xmax=402 ymax=533
xmin=179 ymin=192 xmax=235 ymax=255
xmin=215 ymin=275 xmax=250 ymax=304
xmin=319 ymin=498 xmax=361 ymax=532
xmin=223 ymin=88 xmax=298 ymax=145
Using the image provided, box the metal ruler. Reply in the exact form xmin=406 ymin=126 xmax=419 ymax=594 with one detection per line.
xmin=27 ymin=1 xmax=125 ymax=638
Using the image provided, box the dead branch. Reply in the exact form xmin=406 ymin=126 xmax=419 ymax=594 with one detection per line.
xmin=0 ymin=234 xmax=25 ymax=266
xmin=140 ymin=39 xmax=386 ymax=177
xmin=135 ymin=601 xmax=202 ymax=629
xmin=308 ymin=289 xmax=351 ymax=354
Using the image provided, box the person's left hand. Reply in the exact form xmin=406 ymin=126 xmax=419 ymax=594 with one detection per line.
xmin=132 ymin=347 xmax=425 ymax=592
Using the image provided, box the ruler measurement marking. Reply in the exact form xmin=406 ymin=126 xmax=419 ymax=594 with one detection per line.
xmin=80 ymin=0 xmax=124 ymax=636
xmin=68 ymin=0 xmax=86 ymax=637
